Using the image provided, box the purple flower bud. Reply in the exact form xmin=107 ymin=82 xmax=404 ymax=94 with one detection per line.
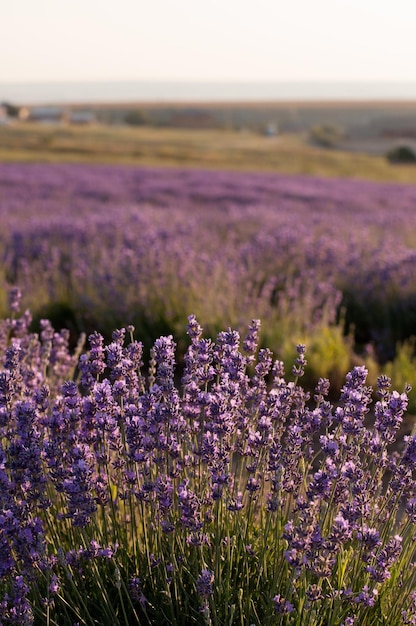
xmin=49 ymin=574 xmax=60 ymax=595
xmin=242 ymin=319 xmax=261 ymax=356
xmin=196 ymin=568 xmax=214 ymax=598
xmin=8 ymin=287 xmax=22 ymax=313
xmin=272 ymin=594 xmax=294 ymax=614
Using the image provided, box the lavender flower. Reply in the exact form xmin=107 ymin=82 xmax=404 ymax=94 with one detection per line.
xmin=272 ymin=594 xmax=294 ymax=614
xmin=353 ymin=585 xmax=378 ymax=607
xmin=374 ymin=389 xmax=408 ymax=444
xmin=292 ymin=344 xmax=307 ymax=378
xmin=196 ymin=569 xmax=214 ymax=598
xmin=79 ymin=331 xmax=106 ymax=389
xmin=242 ymin=319 xmax=261 ymax=361
xmin=128 ymin=576 xmax=147 ymax=606
xmin=8 ymin=287 xmax=22 ymax=314
xmin=186 ymin=314 xmax=203 ymax=341
xmin=178 ymin=480 xmax=202 ymax=530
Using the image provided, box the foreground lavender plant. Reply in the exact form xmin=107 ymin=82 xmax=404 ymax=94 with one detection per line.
xmin=0 ymin=300 xmax=415 ymax=625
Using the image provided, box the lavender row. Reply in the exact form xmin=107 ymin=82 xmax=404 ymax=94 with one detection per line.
xmin=1 ymin=163 xmax=416 ymax=361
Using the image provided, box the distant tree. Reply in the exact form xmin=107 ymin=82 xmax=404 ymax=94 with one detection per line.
xmin=386 ymin=145 xmax=416 ymax=164
xmin=124 ymin=109 xmax=148 ymax=126
xmin=1 ymin=101 xmax=20 ymax=117
xmin=309 ymin=124 xmax=345 ymax=148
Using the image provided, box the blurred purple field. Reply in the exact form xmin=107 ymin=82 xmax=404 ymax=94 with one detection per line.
xmin=1 ymin=162 xmax=416 ymax=373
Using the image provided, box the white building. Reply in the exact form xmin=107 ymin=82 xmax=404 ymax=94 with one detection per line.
xmin=18 ymin=106 xmax=67 ymax=124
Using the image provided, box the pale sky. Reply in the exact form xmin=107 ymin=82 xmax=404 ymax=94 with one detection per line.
xmin=1 ymin=0 xmax=415 ymax=83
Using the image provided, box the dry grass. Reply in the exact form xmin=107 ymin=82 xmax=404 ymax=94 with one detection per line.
xmin=1 ymin=122 xmax=416 ymax=182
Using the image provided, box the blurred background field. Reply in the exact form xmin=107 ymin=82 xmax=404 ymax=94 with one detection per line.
xmin=2 ymin=160 xmax=416 ymax=410
xmin=1 ymin=99 xmax=416 ymax=182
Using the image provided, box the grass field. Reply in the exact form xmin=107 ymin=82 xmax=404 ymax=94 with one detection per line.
xmin=1 ymin=122 xmax=416 ymax=182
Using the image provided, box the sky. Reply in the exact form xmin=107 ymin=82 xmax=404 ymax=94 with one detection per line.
xmin=1 ymin=0 xmax=415 ymax=84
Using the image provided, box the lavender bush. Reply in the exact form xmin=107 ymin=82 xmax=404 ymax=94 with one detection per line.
xmin=1 ymin=289 xmax=416 ymax=625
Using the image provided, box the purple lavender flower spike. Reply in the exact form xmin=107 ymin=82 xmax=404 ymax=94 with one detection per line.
xmin=8 ymin=287 xmax=22 ymax=314
xmin=196 ymin=568 xmax=214 ymax=598
xmin=272 ymin=594 xmax=294 ymax=614
xmin=292 ymin=344 xmax=307 ymax=378
xmin=242 ymin=319 xmax=261 ymax=362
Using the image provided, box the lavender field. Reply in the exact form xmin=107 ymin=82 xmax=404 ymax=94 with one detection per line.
xmin=2 ymin=163 xmax=416 ymax=624
xmin=1 ymin=162 xmax=416 ymax=392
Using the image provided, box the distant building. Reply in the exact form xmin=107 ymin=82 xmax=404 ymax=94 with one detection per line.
xmin=381 ymin=127 xmax=416 ymax=139
xmin=368 ymin=116 xmax=416 ymax=139
xmin=170 ymin=109 xmax=217 ymax=129
xmin=263 ymin=123 xmax=278 ymax=137
xmin=68 ymin=110 xmax=97 ymax=125
xmin=0 ymin=105 xmax=10 ymax=125
xmin=18 ymin=106 xmax=67 ymax=124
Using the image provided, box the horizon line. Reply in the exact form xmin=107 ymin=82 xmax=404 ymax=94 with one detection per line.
xmin=2 ymin=78 xmax=416 ymax=84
